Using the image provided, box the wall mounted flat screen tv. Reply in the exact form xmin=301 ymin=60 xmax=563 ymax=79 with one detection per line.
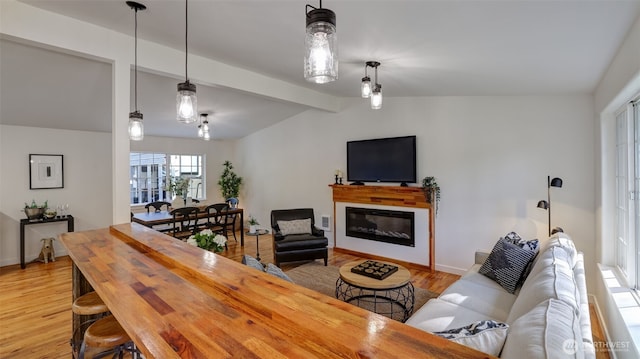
xmin=347 ymin=135 xmax=417 ymax=185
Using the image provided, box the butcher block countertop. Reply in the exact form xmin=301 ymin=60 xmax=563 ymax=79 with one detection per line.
xmin=59 ymin=223 xmax=493 ymax=359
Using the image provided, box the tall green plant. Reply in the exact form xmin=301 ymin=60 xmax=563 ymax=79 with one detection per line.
xmin=218 ymin=161 xmax=243 ymax=199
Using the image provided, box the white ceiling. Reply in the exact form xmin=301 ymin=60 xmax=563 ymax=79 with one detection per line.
xmin=2 ymin=0 xmax=640 ymax=139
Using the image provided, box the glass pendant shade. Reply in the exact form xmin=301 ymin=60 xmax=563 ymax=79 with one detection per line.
xmin=202 ymin=120 xmax=211 ymax=141
xmin=197 ymin=125 xmax=203 ymax=138
xmin=128 ymin=111 xmax=144 ymax=141
xmin=176 ymin=81 xmax=197 ymax=124
xmin=371 ymin=85 xmax=382 ymax=109
xmin=304 ymin=7 xmax=337 ymax=84
xmin=361 ymin=76 xmax=371 ymax=98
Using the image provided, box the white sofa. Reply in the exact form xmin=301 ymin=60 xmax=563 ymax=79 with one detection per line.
xmin=406 ymin=233 xmax=594 ymax=358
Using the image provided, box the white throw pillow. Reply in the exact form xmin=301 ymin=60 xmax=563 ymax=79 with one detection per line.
xmin=502 ymin=299 xmax=584 ymax=359
xmin=277 ymin=219 xmax=312 ymax=236
xmin=433 ymin=320 xmax=509 ymax=356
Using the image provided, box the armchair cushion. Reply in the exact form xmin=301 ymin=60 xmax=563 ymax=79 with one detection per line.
xmin=274 ymin=235 xmax=328 ymax=251
xmin=277 ymin=219 xmax=312 ymax=236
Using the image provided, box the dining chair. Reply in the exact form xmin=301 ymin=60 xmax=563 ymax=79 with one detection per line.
xmin=145 ymin=201 xmax=171 ymax=213
xmin=169 ymin=207 xmax=200 ymax=240
xmin=225 ymin=198 xmax=240 ymax=242
xmin=203 ymin=203 xmax=233 ymax=239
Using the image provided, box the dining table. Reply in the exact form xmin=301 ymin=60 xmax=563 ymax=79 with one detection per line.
xmin=132 ymin=206 xmax=244 ymax=246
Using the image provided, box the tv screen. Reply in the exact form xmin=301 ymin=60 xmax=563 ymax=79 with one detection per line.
xmin=347 ymin=135 xmax=417 ymax=184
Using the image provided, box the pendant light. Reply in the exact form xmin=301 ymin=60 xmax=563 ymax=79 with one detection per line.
xmin=361 ymin=61 xmax=379 ymax=98
xmin=127 ymin=1 xmax=146 ymax=141
xmin=198 ymin=113 xmax=211 ymax=141
xmin=176 ymin=0 xmax=197 ymax=124
xmin=362 ymin=61 xmax=382 ymax=109
xmin=304 ymin=0 xmax=338 ymax=84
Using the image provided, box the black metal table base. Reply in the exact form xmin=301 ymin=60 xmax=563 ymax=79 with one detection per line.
xmin=335 ymin=278 xmax=415 ymax=322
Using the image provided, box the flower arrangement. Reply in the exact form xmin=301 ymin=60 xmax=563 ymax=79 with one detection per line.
xmin=165 ymin=176 xmax=191 ymax=198
xmin=187 ymin=229 xmax=227 ymax=253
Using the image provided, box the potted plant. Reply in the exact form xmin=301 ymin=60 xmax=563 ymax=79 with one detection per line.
xmin=218 ymin=161 xmax=242 ymax=203
xmin=248 ymin=216 xmax=259 ymax=233
xmin=165 ymin=176 xmax=191 ymax=206
xmin=421 ymin=176 xmax=441 ymax=215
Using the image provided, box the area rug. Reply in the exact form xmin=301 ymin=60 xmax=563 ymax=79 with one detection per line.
xmin=285 ymin=261 xmax=438 ymax=321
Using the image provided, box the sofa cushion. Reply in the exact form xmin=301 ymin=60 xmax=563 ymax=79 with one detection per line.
xmin=479 ymin=238 xmax=537 ymax=294
xmin=265 ymin=263 xmax=293 ymax=282
xmin=277 ymin=219 xmax=312 ymax=235
xmin=274 ymin=235 xmax=328 ymax=251
xmin=507 ymin=263 xmax=579 ymax=324
xmin=433 ymin=320 xmax=509 ymax=357
xmin=462 ymin=264 xmax=519 ymax=293
xmin=438 ymin=278 xmax=517 ymax=322
xmin=501 ymin=299 xmax=583 ymax=359
xmin=406 ymin=298 xmax=502 ymax=333
xmin=241 ymin=254 xmax=264 ymax=271
xmin=527 ymin=245 xmax=573 ymax=280
xmin=502 ymin=231 xmax=539 ymax=252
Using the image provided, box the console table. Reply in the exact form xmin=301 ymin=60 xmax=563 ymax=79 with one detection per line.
xmin=19 ymin=215 xmax=74 ymax=269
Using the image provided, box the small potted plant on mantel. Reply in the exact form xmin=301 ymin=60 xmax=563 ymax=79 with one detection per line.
xmin=421 ymin=176 xmax=441 ymax=216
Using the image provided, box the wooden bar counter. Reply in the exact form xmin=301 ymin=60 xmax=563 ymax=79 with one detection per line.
xmin=60 ymin=223 xmax=493 ymax=359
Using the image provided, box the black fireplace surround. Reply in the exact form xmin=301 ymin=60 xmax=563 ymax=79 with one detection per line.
xmin=345 ymin=207 xmax=415 ymax=247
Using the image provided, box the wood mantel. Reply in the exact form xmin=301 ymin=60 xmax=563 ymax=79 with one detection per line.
xmin=330 ymin=184 xmax=436 ymax=273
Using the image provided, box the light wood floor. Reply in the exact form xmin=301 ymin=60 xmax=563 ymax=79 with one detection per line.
xmin=0 ymin=230 xmax=609 ymax=358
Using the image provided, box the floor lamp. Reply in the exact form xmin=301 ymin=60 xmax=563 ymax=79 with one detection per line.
xmin=537 ymin=176 xmax=563 ymax=237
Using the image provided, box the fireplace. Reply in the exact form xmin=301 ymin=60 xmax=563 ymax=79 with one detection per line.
xmin=345 ymin=207 xmax=415 ymax=247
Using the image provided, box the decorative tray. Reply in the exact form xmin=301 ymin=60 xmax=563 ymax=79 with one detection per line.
xmin=350 ymin=260 xmax=398 ymax=280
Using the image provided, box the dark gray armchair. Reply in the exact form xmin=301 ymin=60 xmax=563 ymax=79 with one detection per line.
xmin=270 ymin=208 xmax=328 ymax=267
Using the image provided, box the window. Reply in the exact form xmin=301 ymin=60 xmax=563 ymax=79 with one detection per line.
xmin=130 ymin=152 xmax=205 ymax=205
xmin=615 ymin=98 xmax=640 ymax=289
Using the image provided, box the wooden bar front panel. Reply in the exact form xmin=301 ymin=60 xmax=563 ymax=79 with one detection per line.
xmin=60 ymin=223 xmax=489 ymax=359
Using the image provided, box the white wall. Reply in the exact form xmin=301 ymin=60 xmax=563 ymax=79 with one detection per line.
xmin=238 ymin=95 xmax=596 ymax=278
xmin=0 ymin=125 xmax=112 ymax=266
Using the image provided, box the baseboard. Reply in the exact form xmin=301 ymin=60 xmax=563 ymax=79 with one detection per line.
xmin=434 ymin=263 xmax=467 ymax=276
xmin=590 ymin=294 xmax=617 ymax=359
xmin=332 ymin=247 xmax=431 ymax=272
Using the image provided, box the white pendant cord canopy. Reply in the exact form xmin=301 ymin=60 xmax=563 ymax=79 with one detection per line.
xmin=176 ymin=0 xmax=197 ymax=124
xmin=127 ymin=1 xmax=146 ymax=141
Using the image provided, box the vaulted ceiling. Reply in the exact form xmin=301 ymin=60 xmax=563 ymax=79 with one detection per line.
xmin=2 ymin=0 xmax=639 ymax=139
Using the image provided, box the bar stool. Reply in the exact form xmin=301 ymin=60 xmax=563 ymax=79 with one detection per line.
xmin=79 ymin=315 xmax=138 ymax=359
xmin=71 ymin=291 xmax=110 ymax=355
xmin=72 ymin=291 xmax=109 ymax=316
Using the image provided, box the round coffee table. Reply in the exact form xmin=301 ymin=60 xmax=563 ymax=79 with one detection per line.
xmin=335 ymin=260 xmax=415 ymax=322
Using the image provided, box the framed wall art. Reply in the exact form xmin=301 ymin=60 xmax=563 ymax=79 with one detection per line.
xmin=29 ymin=154 xmax=64 ymax=189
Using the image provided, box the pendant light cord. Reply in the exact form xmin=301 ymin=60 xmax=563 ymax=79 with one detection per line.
xmin=134 ymin=7 xmax=138 ymax=111
xmin=185 ymin=0 xmax=188 ymax=81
